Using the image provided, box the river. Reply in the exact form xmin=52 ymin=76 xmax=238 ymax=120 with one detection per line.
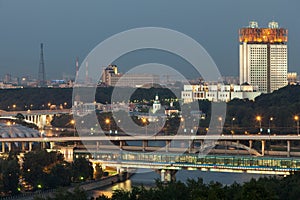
xmin=88 ymin=169 xmax=271 ymax=198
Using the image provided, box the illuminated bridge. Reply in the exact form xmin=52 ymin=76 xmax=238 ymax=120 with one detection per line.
xmin=75 ymin=149 xmax=300 ymax=182
xmin=2 ymin=134 xmax=300 ymax=181
xmin=0 ymin=109 xmax=71 ymax=129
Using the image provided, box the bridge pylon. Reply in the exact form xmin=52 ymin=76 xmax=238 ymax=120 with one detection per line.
xmin=159 ymin=169 xmax=177 ymax=183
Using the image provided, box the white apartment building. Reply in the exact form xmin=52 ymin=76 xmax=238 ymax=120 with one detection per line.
xmin=181 ymin=84 xmax=261 ymax=103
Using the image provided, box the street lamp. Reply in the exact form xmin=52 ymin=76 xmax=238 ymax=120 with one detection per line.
xmin=70 ymin=119 xmax=75 ymax=136
xmin=256 ymin=115 xmax=262 ymax=134
xmin=294 ymin=115 xmax=299 ymax=135
xmin=231 ymin=117 xmax=236 ymax=135
xmin=181 ymin=118 xmax=186 ymax=134
xmin=268 ymin=117 xmax=273 ymax=136
xmin=142 ymin=118 xmax=148 ymax=135
xmin=105 ymin=118 xmax=111 ymax=133
xmin=218 ymin=117 xmax=222 ymax=133
xmin=231 ymin=117 xmax=236 ymax=129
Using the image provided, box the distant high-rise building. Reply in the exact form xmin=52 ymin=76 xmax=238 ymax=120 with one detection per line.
xmin=239 ymin=21 xmax=288 ymax=93
xmin=75 ymin=57 xmax=79 ymax=81
xmin=38 ymin=43 xmax=46 ymax=87
xmin=4 ymin=73 xmax=12 ymax=83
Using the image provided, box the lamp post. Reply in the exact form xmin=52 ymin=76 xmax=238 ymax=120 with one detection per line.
xmin=70 ymin=119 xmax=75 ymax=136
xmin=294 ymin=115 xmax=299 ymax=135
xmin=142 ymin=118 xmax=148 ymax=135
xmin=181 ymin=118 xmax=186 ymax=135
xmin=105 ymin=118 xmax=111 ymax=134
xmin=268 ymin=117 xmax=273 ymax=136
xmin=218 ymin=117 xmax=222 ymax=133
xmin=231 ymin=117 xmax=235 ymax=129
xmin=256 ymin=115 xmax=262 ymax=134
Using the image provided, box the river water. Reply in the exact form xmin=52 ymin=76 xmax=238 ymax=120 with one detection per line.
xmin=88 ymin=169 xmax=270 ymax=198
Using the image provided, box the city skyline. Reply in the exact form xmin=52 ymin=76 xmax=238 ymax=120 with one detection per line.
xmin=0 ymin=0 xmax=299 ymax=79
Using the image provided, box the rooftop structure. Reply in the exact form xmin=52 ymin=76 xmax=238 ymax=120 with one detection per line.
xmin=239 ymin=21 xmax=288 ymax=44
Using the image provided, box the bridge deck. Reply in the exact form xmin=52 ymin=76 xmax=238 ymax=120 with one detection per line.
xmin=2 ymin=135 xmax=300 ymax=142
xmin=75 ymin=150 xmax=300 ymax=174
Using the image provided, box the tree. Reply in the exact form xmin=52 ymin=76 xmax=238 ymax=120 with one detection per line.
xmin=0 ymin=154 xmax=20 ymax=195
xmin=71 ymin=157 xmax=93 ymax=182
xmin=22 ymin=150 xmax=68 ymax=190
xmin=15 ymin=113 xmax=25 ymax=121
xmin=47 ymin=162 xmax=72 ymax=188
xmin=34 ymin=187 xmax=88 ymax=200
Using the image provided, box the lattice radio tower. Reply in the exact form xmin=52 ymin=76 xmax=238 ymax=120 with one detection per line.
xmin=38 ymin=43 xmax=46 ymax=87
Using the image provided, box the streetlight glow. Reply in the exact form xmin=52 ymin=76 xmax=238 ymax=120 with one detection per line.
xmin=142 ymin=118 xmax=148 ymax=135
xmin=256 ymin=115 xmax=262 ymax=134
xmin=294 ymin=115 xmax=299 ymax=135
xmin=105 ymin=118 xmax=111 ymax=133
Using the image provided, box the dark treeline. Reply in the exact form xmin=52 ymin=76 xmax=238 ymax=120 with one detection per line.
xmin=2 ymin=85 xmax=300 ymax=133
xmin=226 ymin=85 xmax=300 ymax=134
xmin=0 ymin=87 xmax=179 ymax=111
xmin=35 ymin=173 xmax=300 ymax=200
xmin=0 ymin=151 xmax=94 ymax=197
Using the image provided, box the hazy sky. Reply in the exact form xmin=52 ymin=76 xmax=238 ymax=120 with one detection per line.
xmin=0 ymin=0 xmax=299 ymax=79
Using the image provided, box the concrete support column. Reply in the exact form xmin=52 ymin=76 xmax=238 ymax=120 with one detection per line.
xmin=119 ymin=141 xmax=124 ymax=149
xmin=142 ymin=140 xmax=148 ymax=152
xmin=160 ymin=169 xmax=177 ymax=183
xmin=2 ymin=142 xmax=5 ymax=153
xmin=287 ymin=140 xmax=291 ymax=157
xmin=96 ymin=141 xmax=100 ymax=151
xmin=261 ymin=140 xmax=265 ymax=156
xmin=160 ymin=169 xmax=166 ymax=182
xmin=35 ymin=115 xmax=38 ymax=126
xmin=249 ymin=140 xmax=253 ymax=149
xmin=21 ymin=142 xmax=25 ymax=151
xmin=49 ymin=142 xmax=55 ymax=149
xmin=200 ymin=140 xmax=204 ymax=147
xmin=118 ymin=168 xmax=128 ymax=182
xmin=165 ymin=140 xmax=171 ymax=152
xmin=8 ymin=142 xmax=11 ymax=152
xmin=188 ymin=140 xmax=194 ymax=153
xmin=29 ymin=142 xmax=33 ymax=151
xmin=41 ymin=142 xmax=46 ymax=149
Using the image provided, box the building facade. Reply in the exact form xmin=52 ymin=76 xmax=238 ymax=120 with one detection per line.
xmin=101 ymin=65 xmax=160 ymax=88
xmin=239 ymin=21 xmax=288 ymax=93
xmin=181 ymin=84 xmax=261 ymax=103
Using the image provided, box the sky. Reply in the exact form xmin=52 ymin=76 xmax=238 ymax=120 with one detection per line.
xmin=0 ymin=0 xmax=299 ymax=80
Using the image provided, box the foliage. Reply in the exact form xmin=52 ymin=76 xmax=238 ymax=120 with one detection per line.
xmin=33 ymin=173 xmax=300 ymax=200
xmin=33 ymin=187 xmax=88 ymax=200
xmin=22 ymin=150 xmax=69 ymax=190
xmin=51 ymin=114 xmax=73 ymax=128
xmin=71 ymin=157 xmax=94 ymax=182
xmin=0 ymin=153 xmax=20 ymax=195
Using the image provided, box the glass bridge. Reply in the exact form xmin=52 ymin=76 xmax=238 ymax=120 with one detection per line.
xmin=75 ymin=150 xmax=300 ymax=174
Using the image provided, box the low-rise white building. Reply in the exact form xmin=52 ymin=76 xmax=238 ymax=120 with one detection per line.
xmin=181 ymin=84 xmax=261 ymax=103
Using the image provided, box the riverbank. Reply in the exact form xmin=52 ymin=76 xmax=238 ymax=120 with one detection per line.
xmin=1 ymin=174 xmax=129 ymax=200
xmin=88 ymin=169 xmax=273 ymax=198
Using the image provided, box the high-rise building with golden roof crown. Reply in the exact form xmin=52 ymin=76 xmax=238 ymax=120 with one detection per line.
xmin=239 ymin=21 xmax=288 ymax=93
